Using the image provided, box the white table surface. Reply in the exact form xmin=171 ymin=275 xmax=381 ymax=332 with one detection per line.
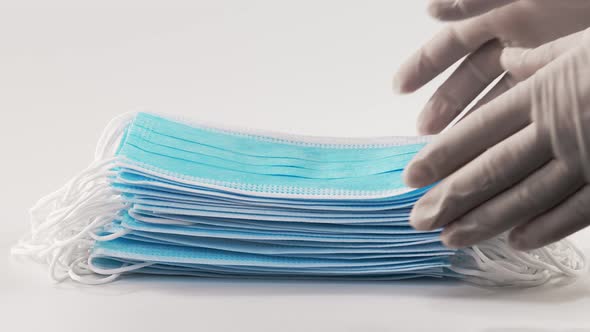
xmin=1 ymin=1 xmax=589 ymax=331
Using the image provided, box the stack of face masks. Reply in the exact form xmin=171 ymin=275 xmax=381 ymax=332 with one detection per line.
xmin=12 ymin=112 xmax=586 ymax=286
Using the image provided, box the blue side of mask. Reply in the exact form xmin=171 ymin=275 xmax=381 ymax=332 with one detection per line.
xmin=114 ymin=112 xmax=429 ymax=195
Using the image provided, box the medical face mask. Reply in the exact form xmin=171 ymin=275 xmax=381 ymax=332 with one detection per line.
xmin=12 ymin=112 xmax=587 ymax=286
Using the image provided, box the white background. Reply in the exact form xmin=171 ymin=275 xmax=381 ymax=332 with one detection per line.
xmin=1 ymin=1 xmax=589 ymax=331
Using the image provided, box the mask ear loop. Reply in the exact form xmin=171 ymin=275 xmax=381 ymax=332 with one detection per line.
xmin=537 ymin=239 xmax=588 ymax=277
xmin=451 ymin=233 xmax=586 ymax=287
xmin=28 ymin=158 xmax=118 ymax=225
xmin=450 ymin=246 xmax=551 ymax=287
xmin=44 ymin=213 xmax=127 ymax=254
xmin=11 ymin=112 xmax=137 ymax=283
xmin=20 ymin=187 xmax=127 ymax=260
xmin=75 ymin=253 xmax=153 ymax=284
xmin=473 ymin=245 xmax=550 ymax=283
xmin=30 ymin=177 xmax=120 ymax=238
xmin=89 ymin=225 xmax=131 ymax=241
xmin=67 ymin=257 xmax=121 ymax=285
xmin=95 ymin=112 xmax=136 ymax=161
xmin=87 ymin=258 xmax=153 ymax=276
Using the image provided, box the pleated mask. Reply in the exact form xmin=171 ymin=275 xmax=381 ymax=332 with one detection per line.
xmin=11 ymin=112 xmax=587 ymax=286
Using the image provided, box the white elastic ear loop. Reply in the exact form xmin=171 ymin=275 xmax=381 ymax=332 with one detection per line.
xmin=87 ymin=253 xmax=153 ymax=277
xmin=27 ymin=190 xmax=125 ymax=254
xmin=60 ymin=160 xmax=116 ymax=203
xmin=12 ymin=112 xmax=136 ymax=283
xmin=451 ymin=247 xmax=550 ymax=286
xmin=480 ymin=239 xmax=549 ymax=273
xmin=67 ymin=257 xmax=121 ymax=285
xmin=45 ymin=213 xmax=127 ymax=253
xmin=451 ymin=233 xmax=587 ymax=287
xmin=538 ymin=239 xmax=588 ymax=277
xmin=472 ymin=245 xmax=548 ymax=283
xmin=94 ymin=112 xmax=136 ymax=161
xmin=48 ymin=247 xmax=70 ymax=282
xmin=28 ymin=158 xmax=118 ymax=232
xmin=31 ymin=179 xmax=118 ymax=237
xmin=450 ymin=258 xmax=550 ymax=287
xmin=90 ymin=226 xmax=131 ymax=241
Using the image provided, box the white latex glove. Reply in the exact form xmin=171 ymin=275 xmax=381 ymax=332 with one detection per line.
xmin=404 ymin=29 xmax=590 ymax=251
xmin=393 ymin=0 xmax=590 ymax=134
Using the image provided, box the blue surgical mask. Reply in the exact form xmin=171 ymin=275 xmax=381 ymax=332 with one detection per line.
xmin=114 ymin=112 xmax=431 ymax=195
xmin=12 ymin=112 xmax=586 ymax=287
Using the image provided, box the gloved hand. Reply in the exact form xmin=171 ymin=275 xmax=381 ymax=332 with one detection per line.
xmin=393 ymin=0 xmax=590 ymax=134
xmin=403 ymin=29 xmax=590 ymax=251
